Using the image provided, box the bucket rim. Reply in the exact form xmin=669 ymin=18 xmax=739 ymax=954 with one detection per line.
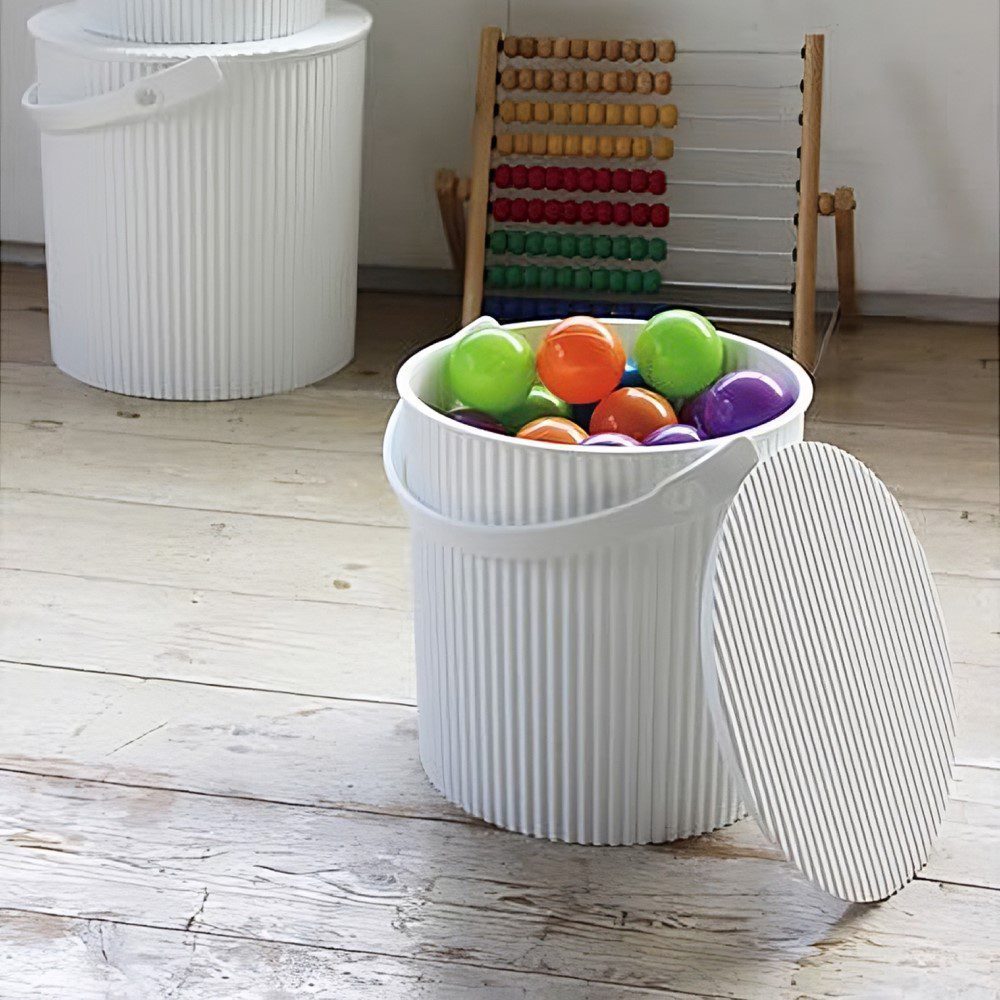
xmin=395 ymin=317 xmax=814 ymax=455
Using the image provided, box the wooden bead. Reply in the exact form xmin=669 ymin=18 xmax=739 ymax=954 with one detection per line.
xmin=639 ymin=40 xmax=655 ymax=61
xmin=657 ymin=39 xmax=675 ymax=62
xmin=631 ymin=136 xmax=650 ymax=158
xmin=585 ymin=70 xmax=601 ymax=92
xmin=534 ymin=68 xmax=552 ymax=90
xmin=568 ymin=70 xmax=585 ymax=92
xmin=496 ymin=133 xmax=513 ymax=155
xmin=599 ymin=135 xmax=616 ymax=158
xmin=552 ymin=70 xmax=568 ymax=92
xmin=614 ymin=135 xmax=631 ymax=158
xmin=530 ymin=133 xmax=547 ymax=155
xmin=636 ymin=71 xmax=653 ymax=94
xmin=547 ymin=134 xmax=564 ymax=156
xmin=818 ymin=192 xmax=836 ymax=215
xmin=652 ymin=136 xmax=674 ymax=159
xmin=570 ymin=102 xmax=587 ymax=124
xmin=581 ymin=135 xmax=598 ymax=157
xmin=618 ymin=71 xmax=636 ymax=93
xmin=553 ymin=37 xmax=570 ymax=58
xmin=622 ymin=104 xmax=640 ymax=126
xmin=639 ymin=104 xmax=657 ymax=128
xmin=564 ymin=134 xmax=582 ymax=156
xmin=570 ymin=38 xmax=587 ymax=58
xmin=605 ymin=103 xmax=623 ymax=125
xmin=513 ymin=133 xmax=530 ymax=154
xmin=503 ymin=36 xmax=518 ymax=58
xmin=517 ymin=68 xmax=534 ymax=90
xmin=500 ymin=67 xmax=518 ymax=90
xmin=622 ymin=39 xmax=639 ymax=61
xmin=553 ymin=102 xmax=570 ymax=124
xmin=534 ymin=101 xmax=551 ymax=123
xmin=605 ymin=39 xmax=622 ymax=61
xmin=601 ymin=71 xmax=618 ymax=93
xmin=537 ymin=38 xmax=553 ymax=58
xmin=587 ymin=39 xmax=604 ymax=61
xmin=513 ymin=101 xmax=530 ymax=123
xmin=659 ymin=104 xmax=678 ymax=128
xmin=518 ymin=37 xmax=536 ymax=58
xmin=587 ymin=102 xmax=604 ymax=125
xmin=498 ymin=100 xmax=516 ymax=123
xmin=654 ymin=72 xmax=671 ymax=94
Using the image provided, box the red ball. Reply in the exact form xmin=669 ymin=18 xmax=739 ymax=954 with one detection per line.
xmin=648 ymin=170 xmax=667 ymax=195
xmin=562 ymin=167 xmax=579 ymax=191
xmin=612 ymin=202 xmax=631 ymax=226
xmin=510 ymin=197 xmax=529 ymax=221
xmin=494 ymin=164 xmax=512 ymax=189
xmin=528 ymin=166 xmax=546 ymax=190
xmin=578 ymin=168 xmax=596 ymax=192
xmin=579 ymin=200 xmax=598 ymax=224
xmin=545 ymin=166 xmax=563 ymax=190
xmin=650 ymin=204 xmax=669 ymax=227
xmin=612 ymin=168 xmax=630 ymax=193
xmin=492 ymin=198 xmax=511 ymax=221
xmin=543 ymin=199 xmax=562 ymax=224
xmin=631 ymin=202 xmax=651 ymax=226
xmin=629 ymin=169 xmax=648 ymax=193
xmin=511 ymin=165 xmax=529 ymax=189
xmin=561 ymin=200 xmax=579 ymax=223
xmin=527 ymin=198 xmax=545 ymax=222
xmin=596 ymin=201 xmax=614 ymax=225
xmin=594 ymin=168 xmax=613 ymax=192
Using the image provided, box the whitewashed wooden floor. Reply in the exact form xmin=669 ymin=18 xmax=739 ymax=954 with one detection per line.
xmin=1 ymin=262 xmax=998 ymax=999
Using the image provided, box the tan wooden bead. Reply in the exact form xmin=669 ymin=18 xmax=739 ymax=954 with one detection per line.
xmin=552 ymin=70 xmax=568 ymax=92
xmin=614 ymin=135 xmax=632 ymax=157
xmin=535 ymin=68 xmax=552 ymax=90
xmin=496 ymin=133 xmax=513 ymax=155
xmin=654 ymin=72 xmax=671 ymax=95
xmin=652 ymin=136 xmax=674 ymax=159
xmin=598 ymin=135 xmax=616 ymax=158
xmin=622 ymin=39 xmax=639 ymax=61
xmin=581 ymin=134 xmax=599 ymax=157
xmin=601 ymin=71 xmax=618 ymax=93
xmin=818 ymin=192 xmax=836 ymax=216
xmin=570 ymin=102 xmax=587 ymax=124
xmin=587 ymin=102 xmax=604 ymax=125
xmin=530 ymin=132 xmax=547 ymax=155
xmin=636 ymin=71 xmax=653 ymax=94
xmin=631 ymin=136 xmax=650 ymax=158
xmin=639 ymin=103 xmax=657 ymax=128
xmin=553 ymin=37 xmax=570 ymax=58
xmin=605 ymin=39 xmax=622 ymax=61
xmin=498 ymin=100 xmax=516 ymax=123
xmin=570 ymin=38 xmax=587 ymax=58
xmin=564 ymin=134 xmax=582 ymax=156
xmin=500 ymin=67 xmax=518 ymax=90
xmin=585 ymin=70 xmax=601 ymax=92
xmin=659 ymin=104 xmax=678 ymax=128
xmin=657 ymin=39 xmax=676 ymax=62
xmin=568 ymin=70 xmax=585 ymax=92
xmin=534 ymin=101 xmax=551 ymax=123
xmin=618 ymin=70 xmax=636 ymax=92
xmin=587 ymin=39 xmax=604 ymax=61
xmin=515 ymin=101 xmax=532 ymax=123
xmin=517 ymin=68 xmax=534 ymax=90
xmin=503 ymin=36 xmax=518 ymax=58
xmin=622 ymin=104 xmax=640 ymax=126
xmin=553 ymin=102 xmax=570 ymax=124
xmin=513 ymin=133 xmax=530 ymax=154
xmin=547 ymin=133 xmax=564 ymax=156
xmin=639 ymin=40 xmax=655 ymax=62
xmin=537 ymin=38 xmax=553 ymax=58
xmin=605 ymin=103 xmax=623 ymax=125
xmin=519 ymin=37 xmax=536 ymax=58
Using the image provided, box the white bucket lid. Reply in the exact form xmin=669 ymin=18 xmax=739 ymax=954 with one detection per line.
xmin=701 ymin=441 xmax=954 ymax=902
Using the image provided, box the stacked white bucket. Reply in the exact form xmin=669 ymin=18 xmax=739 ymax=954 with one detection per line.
xmin=24 ymin=1 xmax=372 ymax=399
xmin=385 ymin=318 xmax=813 ymax=845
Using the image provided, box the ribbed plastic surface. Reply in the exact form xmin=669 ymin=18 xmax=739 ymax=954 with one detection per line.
xmin=29 ymin=3 xmax=370 ymax=400
xmin=388 ymin=321 xmax=813 ymax=844
xmin=78 ymin=0 xmax=325 ymax=43
xmin=706 ymin=442 xmax=955 ymax=901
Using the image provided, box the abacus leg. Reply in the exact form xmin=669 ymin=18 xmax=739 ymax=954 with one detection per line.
xmin=834 ymin=186 xmax=859 ymax=327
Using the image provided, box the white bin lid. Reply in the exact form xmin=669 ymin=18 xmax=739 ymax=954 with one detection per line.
xmin=701 ymin=441 xmax=955 ymax=903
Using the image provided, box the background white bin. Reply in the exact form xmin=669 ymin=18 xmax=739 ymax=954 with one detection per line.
xmin=24 ymin=2 xmax=371 ymax=400
xmin=384 ymin=319 xmax=814 ymax=845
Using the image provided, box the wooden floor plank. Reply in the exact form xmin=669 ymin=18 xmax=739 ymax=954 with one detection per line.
xmin=1 ymin=770 xmax=998 ymax=999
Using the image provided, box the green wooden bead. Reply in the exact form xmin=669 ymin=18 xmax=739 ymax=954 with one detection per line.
xmin=556 ymin=266 xmax=574 ymax=289
xmin=625 ymin=270 xmax=643 ymax=294
xmin=559 ymin=234 xmax=577 ymax=258
xmin=594 ymin=235 xmax=613 ymax=258
xmin=648 ymin=238 xmax=667 ymax=262
xmin=629 ymin=237 xmax=648 ymax=261
xmin=489 ymin=231 xmax=508 ymax=254
xmin=524 ymin=265 xmax=541 ymax=289
xmin=573 ymin=268 xmax=591 ymax=291
xmin=507 ymin=232 xmax=526 ymax=254
xmin=525 ymin=231 xmax=545 ymax=255
xmin=486 ymin=266 xmax=505 ymax=288
xmin=577 ymin=235 xmax=595 ymax=258
xmin=505 ymin=265 xmax=524 ymax=288
xmin=543 ymin=233 xmax=561 ymax=256
xmin=642 ymin=270 xmax=661 ymax=294
xmin=539 ymin=266 xmax=556 ymax=289
xmin=609 ymin=270 xmax=626 ymax=292
xmin=612 ymin=236 xmax=630 ymax=260
xmin=591 ymin=268 xmax=611 ymax=292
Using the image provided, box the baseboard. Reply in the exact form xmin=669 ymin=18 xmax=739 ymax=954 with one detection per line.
xmin=856 ymin=291 xmax=998 ymax=325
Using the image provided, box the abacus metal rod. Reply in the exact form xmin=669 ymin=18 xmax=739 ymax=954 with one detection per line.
xmin=675 ymin=48 xmax=801 ymax=56
xmin=671 ymin=212 xmax=794 ymax=222
xmin=670 ymin=179 xmax=796 ymax=188
xmin=668 ymin=246 xmax=791 ymax=257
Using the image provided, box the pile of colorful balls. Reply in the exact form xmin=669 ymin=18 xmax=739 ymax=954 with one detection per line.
xmin=442 ymin=310 xmax=793 ymax=446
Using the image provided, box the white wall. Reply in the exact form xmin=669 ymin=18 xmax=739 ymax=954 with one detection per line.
xmin=2 ymin=0 xmax=998 ymax=299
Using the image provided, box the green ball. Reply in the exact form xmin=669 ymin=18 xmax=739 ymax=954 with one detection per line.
xmin=594 ymin=235 xmax=613 ymax=258
xmin=629 ymin=237 xmax=648 ymax=261
xmin=634 ymin=309 xmax=725 ymax=398
xmin=523 ymin=265 xmax=541 ymax=289
xmin=499 ymin=383 xmax=571 ymax=431
xmin=505 ymin=265 xmax=524 ymax=289
xmin=591 ymin=268 xmax=610 ymax=292
xmin=539 ymin=266 xmax=556 ymax=289
xmin=559 ymin=234 xmax=577 ymax=258
xmin=525 ymin=231 xmax=545 ymax=255
xmin=625 ymin=270 xmax=643 ymax=294
xmin=543 ymin=234 xmax=561 ymax=256
xmin=649 ymin=238 xmax=667 ymax=262
xmin=573 ymin=268 xmax=591 ymax=291
xmin=556 ymin=266 xmax=574 ymax=289
xmin=508 ymin=231 xmax=526 ymax=254
xmin=447 ymin=325 xmax=536 ymax=415
xmin=485 ymin=266 xmax=505 ymax=289
xmin=642 ymin=270 xmax=661 ymax=294
xmin=489 ymin=231 xmax=508 ymax=254
xmin=609 ymin=270 xmax=626 ymax=292
xmin=612 ymin=236 xmax=630 ymax=260
xmin=577 ymin=235 xmax=595 ymax=258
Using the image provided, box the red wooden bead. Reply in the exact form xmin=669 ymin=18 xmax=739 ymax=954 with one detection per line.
xmin=494 ymin=164 xmax=513 ymax=189
xmin=510 ymin=197 xmax=529 ymax=221
xmin=492 ymin=198 xmax=511 ymax=221
xmin=545 ymin=166 xmax=563 ymax=190
xmin=511 ymin=164 xmax=529 ymax=188
xmin=543 ymin=199 xmax=562 ymax=223
xmin=561 ymin=200 xmax=579 ymax=223
xmin=578 ymin=167 xmax=596 ymax=192
xmin=650 ymin=203 xmax=669 ymax=227
xmin=579 ymin=200 xmax=598 ymax=224
xmin=527 ymin=198 xmax=545 ymax=222
xmin=629 ymin=168 xmax=648 ymax=193
xmin=528 ymin=166 xmax=546 ymax=190
xmin=612 ymin=202 xmax=631 ymax=226
xmin=562 ymin=167 xmax=579 ymax=192
xmin=648 ymin=170 xmax=666 ymax=195
xmin=594 ymin=168 xmax=613 ymax=192
xmin=596 ymin=201 xmax=614 ymax=225
xmin=612 ymin=168 xmax=630 ymax=193
xmin=630 ymin=202 xmax=650 ymax=226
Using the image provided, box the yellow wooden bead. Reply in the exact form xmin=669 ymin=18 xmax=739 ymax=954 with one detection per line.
xmin=654 ymin=72 xmax=671 ymax=95
xmin=547 ymin=133 xmax=564 ymax=156
xmin=570 ymin=102 xmax=587 ymax=124
xmin=530 ymin=133 xmax=547 ymax=155
xmin=553 ymin=102 xmax=570 ymax=124
xmin=552 ymin=70 xmax=568 ymax=92
xmin=568 ymin=70 xmax=585 ymax=92
xmin=614 ymin=135 xmax=631 ymax=158
xmin=500 ymin=67 xmax=518 ymax=90
xmin=618 ymin=70 xmax=636 ymax=93
xmin=537 ymin=38 xmax=554 ymax=58
xmin=570 ymin=38 xmax=587 ymax=58
xmin=652 ymin=136 xmax=674 ymax=159
xmin=605 ymin=103 xmax=623 ymax=125
xmin=498 ymin=100 xmax=515 ymax=123
xmin=553 ymin=37 xmax=570 ymax=58
xmin=513 ymin=133 xmax=530 ymax=154
xmin=534 ymin=102 xmax=551 ymax=123
xmin=517 ymin=68 xmax=534 ymax=90
xmin=659 ymin=104 xmax=678 ymax=128
xmin=605 ymin=39 xmax=622 ymax=61
xmin=514 ymin=101 xmax=531 ymax=123
xmin=601 ymin=71 xmax=618 ymax=93
xmin=622 ymin=39 xmax=639 ymax=61
xmin=587 ymin=39 xmax=603 ymax=61
xmin=587 ymin=102 xmax=604 ymax=125
xmin=631 ymin=136 xmax=650 ymax=158
xmin=503 ymin=37 xmax=518 ymax=58
xmin=639 ymin=104 xmax=657 ymax=128
xmin=534 ymin=68 xmax=552 ymax=90
xmin=519 ymin=37 xmax=536 ymax=58
xmin=657 ymin=39 xmax=676 ymax=62
xmin=636 ymin=71 xmax=653 ymax=94
xmin=622 ymin=104 xmax=640 ymax=126
xmin=597 ymin=135 xmax=615 ymax=158
xmin=564 ymin=134 xmax=582 ymax=156
xmin=496 ymin=133 xmax=514 ymax=155
xmin=639 ymin=40 xmax=655 ymax=61
xmin=581 ymin=135 xmax=598 ymax=157
xmin=585 ymin=71 xmax=601 ymax=92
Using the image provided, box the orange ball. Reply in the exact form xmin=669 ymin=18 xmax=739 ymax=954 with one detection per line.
xmin=516 ymin=416 xmax=589 ymax=445
xmin=536 ymin=316 xmax=627 ymax=404
xmin=590 ymin=387 xmax=678 ymax=440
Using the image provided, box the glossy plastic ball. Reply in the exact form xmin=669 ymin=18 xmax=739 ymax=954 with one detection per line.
xmin=589 ymin=387 xmax=678 ymax=440
xmin=501 ymin=383 xmax=571 ymax=431
xmin=447 ymin=325 xmax=536 ymax=415
xmin=699 ymin=369 xmax=793 ymax=436
xmin=633 ymin=310 xmax=724 ymax=399
xmin=446 ymin=408 xmax=508 ymax=435
xmin=516 ymin=416 xmax=589 ymax=445
xmin=536 ymin=316 xmax=626 ymax=404
xmin=582 ymin=432 xmax=640 ymax=446
xmin=642 ymin=423 xmax=704 ymax=446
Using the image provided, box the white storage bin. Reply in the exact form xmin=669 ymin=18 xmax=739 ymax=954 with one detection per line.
xmin=24 ymin=2 xmax=371 ymax=400
xmin=384 ymin=319 xmax=813 ymax=845
xmin=78 ymin=0 xmax=326 ymax=43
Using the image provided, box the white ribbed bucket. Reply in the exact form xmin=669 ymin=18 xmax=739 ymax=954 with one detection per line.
xmin=78 ymin=0 xmax=325 ymax=43
xmin=384 ymin=318 xmax=813 ymax=845
xmin=24 ymin=2 xmax=371 ymax=400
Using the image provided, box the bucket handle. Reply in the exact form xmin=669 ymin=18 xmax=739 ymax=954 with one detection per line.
xmin=22 ymin=57 xmax=224 ymax=135
xmin=383 ymin=402 xmax=760 ymax=560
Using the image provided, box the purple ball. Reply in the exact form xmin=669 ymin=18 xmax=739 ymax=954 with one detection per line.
xmin=700 ymin=370 xmax=793 ymax=436
xmin=679 ymin=391 xmax=710 ymax=436
xmin=582 ymin=432 xmax=640 ymax=447
xmin=446 ymin=408 xmax=508 ymax=434
xmin=642 ymin=423 xmax=705 ymax=446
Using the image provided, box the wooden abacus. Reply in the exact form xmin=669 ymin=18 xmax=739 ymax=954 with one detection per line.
xmin=437 ymin=28 xmax=858 ymax=372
